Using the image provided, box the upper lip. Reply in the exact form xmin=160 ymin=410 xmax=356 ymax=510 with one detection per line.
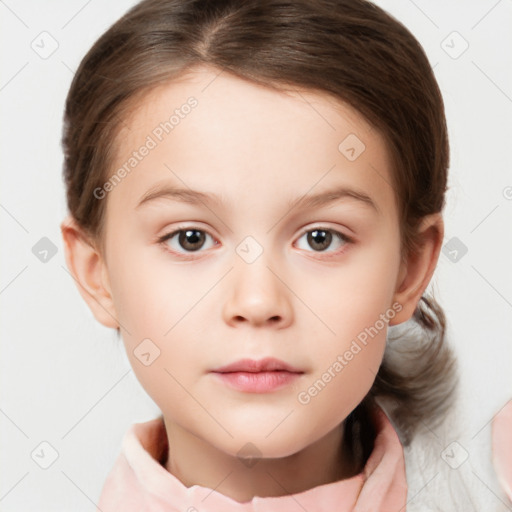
xmin=211 ymin=357 xmax=303 ymax=373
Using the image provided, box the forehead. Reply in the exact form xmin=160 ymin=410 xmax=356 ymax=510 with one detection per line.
xmin=107 ymin=65 xmax=397 ymax=223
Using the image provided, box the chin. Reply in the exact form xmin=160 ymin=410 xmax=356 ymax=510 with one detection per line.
xmin=215 ymin=428 xmax=310 ymax=461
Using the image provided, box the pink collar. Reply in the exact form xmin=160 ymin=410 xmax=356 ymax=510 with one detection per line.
xmin=492 ymin=399 xmax=512 ymax=502
xmin=97 ymin=406 xmax=407 ymax=511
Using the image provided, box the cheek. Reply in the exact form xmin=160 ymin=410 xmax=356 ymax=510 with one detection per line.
xmin=301 ymin=243 xmax=399 ymax=338
xmin=294 ymin=244 xmax=396 ymax=416
xmin=108 ymin=243 xmax=206 ymax=336
xmin=297 ymin=327 xmax=386 ymax=433
xmin=106 ymin=247 xmax=211 ymax=400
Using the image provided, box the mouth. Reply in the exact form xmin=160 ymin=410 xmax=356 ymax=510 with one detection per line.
xmin=210 ymin=357 xmax=304 ymax=393
xmin=211 ymin=357 xmax=304 ymax=374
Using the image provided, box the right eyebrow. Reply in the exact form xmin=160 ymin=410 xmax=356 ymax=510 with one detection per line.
xmin=136 ymin=185 xmax=224 ymax=209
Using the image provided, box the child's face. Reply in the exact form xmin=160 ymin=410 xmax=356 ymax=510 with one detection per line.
xmin=99 ymin=65 xmax=405 ymax=457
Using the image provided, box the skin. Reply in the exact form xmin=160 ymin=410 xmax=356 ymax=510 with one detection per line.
xmin=61 ymin=64 xmax=443 ymax=503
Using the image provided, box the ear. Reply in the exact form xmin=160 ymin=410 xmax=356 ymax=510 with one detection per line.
xmin=389 ymin=213 xmax=444 ymax=326
xmin=60 ymin=215 xmax=119 ymax=329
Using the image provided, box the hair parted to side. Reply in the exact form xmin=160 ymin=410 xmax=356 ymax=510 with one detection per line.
xmin=62 ymin=0 xmax=457 ymax=469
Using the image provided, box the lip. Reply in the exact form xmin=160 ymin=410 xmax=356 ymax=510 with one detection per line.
xmin=211 ymin=357 xmax=303 ymax=374
xmin=210 ymin=357 xmax=304 ymax=393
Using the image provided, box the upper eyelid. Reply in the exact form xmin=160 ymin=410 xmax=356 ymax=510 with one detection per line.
xmin=296 ymin=225 xmax=353 ymax=243
xmin=298 ymin=224 xmax=348 ymax=235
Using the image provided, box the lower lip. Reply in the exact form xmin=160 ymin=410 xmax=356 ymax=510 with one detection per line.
xmin=212 ymin=371 xmax=302 ymax=393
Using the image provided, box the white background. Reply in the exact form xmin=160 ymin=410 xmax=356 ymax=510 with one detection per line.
xmin=1 ymin=0 xmax=511 ymax=510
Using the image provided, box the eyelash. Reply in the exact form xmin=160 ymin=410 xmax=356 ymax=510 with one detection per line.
xmin=156 ymin=225 xmax=354 ymax=260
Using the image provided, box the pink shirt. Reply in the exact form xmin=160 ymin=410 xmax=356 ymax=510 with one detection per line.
xmin=96 ymin=406 xmax=408 ymax=511
xmin=493 ymin=399 xmax=512 ymax=502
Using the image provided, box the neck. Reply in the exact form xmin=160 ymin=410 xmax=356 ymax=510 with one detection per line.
xmin=162 ymin=419 xmax=358 ymax=504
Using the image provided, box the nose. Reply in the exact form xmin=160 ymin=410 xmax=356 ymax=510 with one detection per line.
xmin=222 ymin=256 xmax=293 ymax=329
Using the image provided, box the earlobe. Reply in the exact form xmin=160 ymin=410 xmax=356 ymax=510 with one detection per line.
xmin=389 ymin=213 xmax=444 ymax=326
xmin=60 ymin=215 xmax=120 ymax=329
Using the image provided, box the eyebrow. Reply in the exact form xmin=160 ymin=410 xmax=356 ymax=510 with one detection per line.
xmin=136 ymin=184 xmax=380 ymax=214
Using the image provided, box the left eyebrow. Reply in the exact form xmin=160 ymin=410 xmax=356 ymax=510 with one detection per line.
xmin=286 ymin=186 xmax=380 ymax=215
xmin=136 ymin=184 xmax=380 ymax=215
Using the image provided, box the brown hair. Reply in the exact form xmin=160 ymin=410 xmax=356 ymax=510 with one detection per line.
xmin=62 ymin=0 xmax=457 ymax=470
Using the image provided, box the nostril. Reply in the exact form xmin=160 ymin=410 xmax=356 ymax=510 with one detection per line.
xmin=232 ymin=315 xmax=281 ymax=324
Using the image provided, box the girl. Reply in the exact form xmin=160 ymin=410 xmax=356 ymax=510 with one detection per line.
xmin=59 ymin=0 xmax=510 ymax=510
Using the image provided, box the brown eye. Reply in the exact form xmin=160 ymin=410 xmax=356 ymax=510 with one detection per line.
xmin=159 ymin=228 xmax=216 ymax=254
xmin=178 ymin=229 xmax=206 ymax=251
xmin=307 ymin=229 xmax=332 ymax=251
xmin=295 ymin=227 xmax=351 ymax=254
